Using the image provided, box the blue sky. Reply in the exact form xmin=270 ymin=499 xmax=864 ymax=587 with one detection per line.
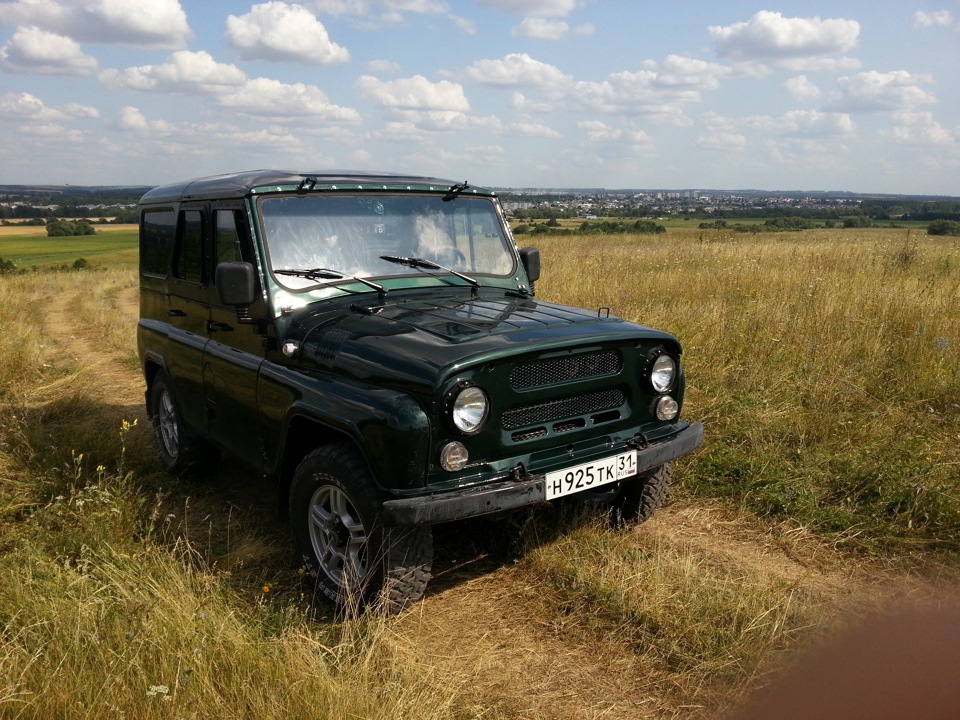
xmin=0 ymin=0 xmax=958 ymax=193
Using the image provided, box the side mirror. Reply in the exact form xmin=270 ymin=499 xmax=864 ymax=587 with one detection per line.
xmin=519 ymin=247 xmax=540 ymax=283
xmin=216 ymin=262 xmax=261 ymax=327
xmin=216 ymin=261 xmax=257 ymax=306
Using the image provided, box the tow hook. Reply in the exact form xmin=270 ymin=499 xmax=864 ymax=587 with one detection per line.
xmin=510 ymin=462 xmax=530 ymax=483
xmin=627 ymin=433 xmax=649 ymax=450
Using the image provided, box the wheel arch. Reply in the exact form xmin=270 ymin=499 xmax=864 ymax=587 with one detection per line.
xmin=142 ymin=356 xmax=166 ymax=417
xmin=273 ymin=413 xmax=362 ymax=520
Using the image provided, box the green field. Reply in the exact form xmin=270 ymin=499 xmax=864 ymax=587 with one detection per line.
xmin=2 ymin=225 xmax=958 ymax=719
xmin=0 ymin=227 xmax=138 ymax=267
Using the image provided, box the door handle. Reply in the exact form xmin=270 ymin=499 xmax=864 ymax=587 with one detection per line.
xmin=208 ymin=321 xmax=234 ymax=333
xmin=168 ymin=309 xmax=187 ymax=317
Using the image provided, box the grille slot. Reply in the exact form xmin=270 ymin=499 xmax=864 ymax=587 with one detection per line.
xmin=553 ymin=419 xmax=586 ymax=434
xmin=501 ymin=389 xmax=626 ymax=431
xmin=511 ymin=428 xmax=548 ymax=442
xmin=509 ymin=350 xmax=621 ymax=390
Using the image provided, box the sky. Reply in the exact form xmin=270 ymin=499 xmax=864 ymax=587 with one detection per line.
xmin=0 ymin=1 xmax=958 ymax=194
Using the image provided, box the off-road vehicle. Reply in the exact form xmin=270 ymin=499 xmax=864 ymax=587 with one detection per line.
xmin=137 ymin=170 xmax=703 ymax=610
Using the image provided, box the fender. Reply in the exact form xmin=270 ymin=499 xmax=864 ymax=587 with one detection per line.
xmin=257 ymin=360 xmax=431 ymax=493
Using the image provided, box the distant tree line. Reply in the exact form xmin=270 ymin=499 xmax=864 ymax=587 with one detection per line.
xmin=509 ymin=198 xmax=960 ymax=224
xmin=512 ymin=218 xmax=666 ymax=235
xmin=0 ymin=205 xmax=138 ymax=223
xmin=0 ymin=187 xmax=145 ymax=223
xmin=697 ymin=216 xmax=959 ymax=236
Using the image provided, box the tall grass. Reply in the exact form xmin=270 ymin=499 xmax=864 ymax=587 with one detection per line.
xmin=534 ymin=228 xmax=960 ymax=554
xmin=0 ymin=262 xmax=463 ymax=719
xmin=3 ymin=230 xmax=957 ymax=718
xmin=517 ymin=513 xmax=819 ymax=714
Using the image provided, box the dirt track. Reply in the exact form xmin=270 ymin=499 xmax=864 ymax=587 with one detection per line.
xmin=43 ymin=277 xmax=935 ymax=719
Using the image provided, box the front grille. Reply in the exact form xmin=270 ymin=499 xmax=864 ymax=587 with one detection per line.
xmin=501 ymin=389 xmax=626 ymax=430
xmin=509 ymin=350 xmax=620 ymax=390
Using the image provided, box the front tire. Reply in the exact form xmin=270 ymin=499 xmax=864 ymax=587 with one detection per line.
xmin=578 ymin=464 xmax=673 ymax=528
xmin=290 ymin=444 xmax=433 ymax=613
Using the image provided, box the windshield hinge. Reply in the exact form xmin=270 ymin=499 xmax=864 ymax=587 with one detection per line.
xmin=442 ymin=181 xmax=469 ymax=202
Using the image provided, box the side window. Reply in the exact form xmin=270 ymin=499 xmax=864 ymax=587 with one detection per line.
xmin=174 ymin=210 xmax=205 ymax=283
xmin=140 ymin=208 xmax=176 ymax=277
xmin=214 ymin=209 xmax=245 ymax=265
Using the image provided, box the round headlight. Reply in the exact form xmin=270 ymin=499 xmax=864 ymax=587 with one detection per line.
xmin=650 ymin=354 xmax=677 ymax=393
xmin=451 ymin=385 xmax=489 ymax=434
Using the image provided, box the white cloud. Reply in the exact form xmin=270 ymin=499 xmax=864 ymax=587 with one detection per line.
xmin=509 ymin=121 xmax=561 ymax=138
xmin=64 ymin=103 xmax=100 ymax=119
xmin=510 ymin=91 xmax=554 ymax=113
xmin=512 ymin=18 xmax=569 ymax=40
xmin=478 ymin=0 xmax=585 ymax=18
xmin=448 ymin=14 xmax=477 ymax=34
xmin=652 ymin=55 xmax=731 ymax=90
xmin=571 ymin=58 xmax=727 ymax=121
xmin=781 ymin=110 xmax=855 ymax=137
xmin=0 ymin=91 xmax=65 ymax=121
xmin=115 ymin=107 xmax=310 ymax=155
xmin=0 ymin=0 xmax=190 ymax=49
xmin=703 ymin=109 xmax=855 ymax=145
xmin=738 ymin=110 xmax=855 ymax=138
xmin=308 ymin=0 xmax=473 ymax=32
xmin=465 ymin=53 xmax=571 ymax=89
xmin=312 ymin=0 xmax=449 ymax=14
xmin=785 ymin=75 xmax=821 ymax=101
xmin=885 ymin=112 xmax=955 ymax=145
xmin=696 ymin=132 xmax=748 ymax=150
xmin=356 ymin=75 xmax=470 ymax=111
xmin=226 ymin=2 xmax=349 ymax=64
xmin=367 ymin=59 xmax=402 ymax=73
xmin=827 ymin=70 xmax=937 ymax=112
xmin=99 ymin=51 xmax=247 ymax=94
xmin=100 ymin=50 xmax=360 ymax=122
xmin=576 ymin=120 xmax=651 ymax=145
xmin=366 ymin=120 xmax=435 ymax=143
xmin=118 ymin=106 xmax=174 ymax=133
xmin=219 ymin=77 xmax=361 ymax=121
xmin=913 ymin=10 xmax=956 ymax=29
xmin=709 ymin=11 xmax=859 ymax=71
xmin=473 ymin=52 xmax=728 ymax=125
xmin=0 ymin=26 xmax=98 ymax=75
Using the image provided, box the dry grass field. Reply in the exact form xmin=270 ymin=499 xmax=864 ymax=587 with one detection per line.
xmin=1 ymin=227 xmax=958 ymax=719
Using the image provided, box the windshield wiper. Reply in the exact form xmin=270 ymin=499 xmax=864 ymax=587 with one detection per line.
xmin=379 ymin=255 xmax=480 ymax=294
xmin=274 ymin=268 xmax=386 ymax=298
xmin=442 ymin=181 xmax=469 ymax=202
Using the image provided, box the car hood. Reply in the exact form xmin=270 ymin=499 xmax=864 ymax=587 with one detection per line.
xmin=285 ymin=290 xmax=679 ymax=394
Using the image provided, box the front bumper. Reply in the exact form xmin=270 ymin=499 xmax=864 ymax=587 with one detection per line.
xmin=381 ymin=421 xmax=703 ymax=526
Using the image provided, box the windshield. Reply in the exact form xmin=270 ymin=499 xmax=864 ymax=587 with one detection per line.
xmin=259 ymin=194 xmax=515 ymax=289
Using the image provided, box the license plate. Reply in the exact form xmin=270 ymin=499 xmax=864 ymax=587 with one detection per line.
xmin=544 ymin=450 xmax=637 ymax=500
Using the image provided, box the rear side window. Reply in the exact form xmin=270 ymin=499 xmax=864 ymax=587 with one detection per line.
xmin=174 ymin=210 xmax=205 ymax=284
xmin=140 ymin=208 xmax=176 ymax=277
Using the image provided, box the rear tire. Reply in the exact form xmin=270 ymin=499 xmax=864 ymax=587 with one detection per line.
xmin=289 ymin=444 xmax=433 ymax=613
xmin=148 ymin=371 xmax=220 ymax=477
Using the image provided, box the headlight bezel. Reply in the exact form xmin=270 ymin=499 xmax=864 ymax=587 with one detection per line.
xmin=443 ymin=382 xmax=490 ymax=435
xmin=644 ymin=348 xmax=679 ymax=394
